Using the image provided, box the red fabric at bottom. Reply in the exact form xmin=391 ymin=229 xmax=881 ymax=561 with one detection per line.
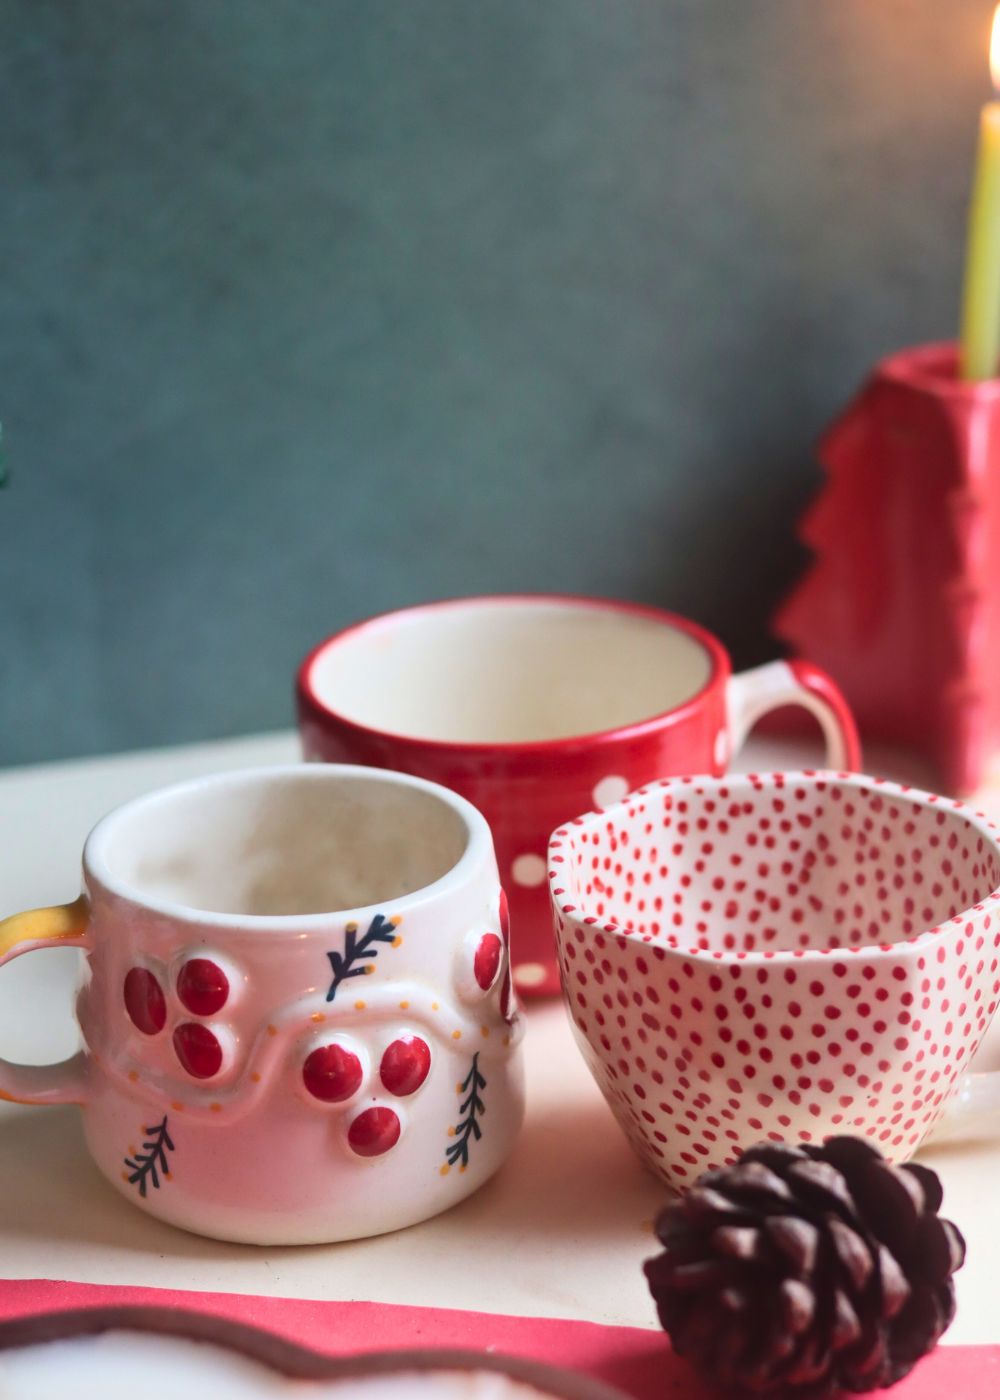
xmin=0 ymin=1279 xmax=997 ymax=1400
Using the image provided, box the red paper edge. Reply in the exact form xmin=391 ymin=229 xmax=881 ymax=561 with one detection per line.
xmin=0 ymin=1279 xmax=996 ymax=1400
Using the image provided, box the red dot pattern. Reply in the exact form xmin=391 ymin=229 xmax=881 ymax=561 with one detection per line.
xmin=303 ymin=1042 xmax=364 ymax=1102
xmin=124 ymin=967 xmax=167 ymax=1036
xmin=173 ymin=1022 xmax=224 ymax=1079
xmin=550 ymin=773 xmax=1000 ymax=1187
xmin=348 ymin=1106 xmax=401 ymax=1157
xmin=177 ymin=958 xmax=229 ymax=1017
xmin=380 ymin=1035 xmax=431 ymax=1096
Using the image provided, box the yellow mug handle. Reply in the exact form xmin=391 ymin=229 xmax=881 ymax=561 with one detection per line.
xmin=0 ymin=895 xmax=91 ymax=1106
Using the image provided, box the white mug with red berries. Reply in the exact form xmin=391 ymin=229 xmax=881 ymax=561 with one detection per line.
xmin=550 ymin=771 xmax=1000 ymax=1190
xmin=0 ymin=765 xmax=524 ymax=1244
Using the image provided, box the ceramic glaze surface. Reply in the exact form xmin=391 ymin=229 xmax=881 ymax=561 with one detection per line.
xmin=307 ymin=597 xmax=714 ymax=744
xmin=549 ymin=772 xmax=1000 ymax=1190
xmin=299 ymin=596 xmax=860 ymax=997
xmin=0 ymin=766 xmax=525 ymax=1245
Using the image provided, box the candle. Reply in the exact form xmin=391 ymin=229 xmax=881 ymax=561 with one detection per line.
xmin=960 ymin=5 xmax=1000 ymax=381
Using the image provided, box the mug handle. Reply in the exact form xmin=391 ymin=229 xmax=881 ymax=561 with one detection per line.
xmin=0 ymin=896 xmax=91 ymax=1106
xmin=726 ymin=659 xmax=862 ymax=772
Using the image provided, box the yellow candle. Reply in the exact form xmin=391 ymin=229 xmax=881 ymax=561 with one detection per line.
xmin=960 ymin=5 xmax=1000 ymax=381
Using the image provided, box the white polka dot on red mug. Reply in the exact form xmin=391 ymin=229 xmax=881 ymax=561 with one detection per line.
xmin=548 ymin=771 xmax=1000 ymax=1190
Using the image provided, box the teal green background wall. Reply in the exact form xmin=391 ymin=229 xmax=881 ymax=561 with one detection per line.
xmin=0 ymin=1 xmax=991 ymax=764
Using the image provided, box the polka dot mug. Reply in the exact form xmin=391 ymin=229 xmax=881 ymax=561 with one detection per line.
xmin=0 ymin=765 xmax=525 ymax=1244
xmin=298 ymin=596 xmax=861 ymax=999
xmin=550 ymin=771 xmax=1000 ymax=1189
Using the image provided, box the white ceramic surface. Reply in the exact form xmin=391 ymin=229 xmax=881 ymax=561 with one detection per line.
xmin=306 ymin=596 xmax=714 ymax=744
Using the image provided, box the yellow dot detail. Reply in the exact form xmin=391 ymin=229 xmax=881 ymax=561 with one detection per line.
xmin=267 ymin=1024 xmax=278 ymax=1037
xmin=250 ymin=1072 xmax=262 ymax=1084
xmin=399 ymin=1000 xmax=410 ymax=1010
xmin=456 ymin=1081 xmax=464 ymax=1093
xmin=346 ymin=921 xmax=359 ymax=933
xmin=128 ymin=1144 xmax=137 ymax=1157
xmin=432 ymin=1002 xmax=440 ymax=1011
xmin=392 ymin=935 xmax=403 ymax=947
xmin=127 ymin=1070 xmax=139 ymax=1082
xmin=502 ymin=1034 xmax=511 ymax=1047
xmin=439 ymin=1164 xmax=451 ymax=1176
xmin=459 ymin=1164 xmax=467 ymax=1174
xmin=452 ymin=1029 xmax=462 ymax=1040
xmin=480 ymin=1026 xmax=490 ymax=1038
xmin=209 ymin=1103 xmax=222 ymax=1114
xmin=364 ymin=964 xmax=375 ymax=975
xmin=390 ymin=915 xmax=403 ymax=927
xmin=311 ymin=1012 xmax=325 ymax=1022
xmin=355 ymin=1000 xmax=366 ymax=1011
xmin=447 ymin=1126 xmax=456 ymax=1137
xmin=164 ymin=1171 xmax=172 ymax=1181
xmin=120 ymin=1171 xmax=130 ymax=1183
xmin=171 ymin=1101 xmax=184 ymax=1112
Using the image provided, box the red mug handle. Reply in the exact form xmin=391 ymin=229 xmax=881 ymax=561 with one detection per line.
xmin=725 ymin=660 xmax=861 ymax=772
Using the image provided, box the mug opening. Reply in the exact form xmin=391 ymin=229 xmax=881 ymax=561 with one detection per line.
xmin=552 ymin=775 xmax=1000 ymax=957
xmin=303 ymin=596 xmax=720 ymax=748
xmin=85 ymin=767 xmax=473 ymax=921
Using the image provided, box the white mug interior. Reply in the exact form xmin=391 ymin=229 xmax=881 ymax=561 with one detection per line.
xmin=556 ymin=776 xmax=1000 ymax=954
xmin=84 ymin=768 xmax=471 ymax=918
xmin=307 ymin=598 xmax=715 ymax=745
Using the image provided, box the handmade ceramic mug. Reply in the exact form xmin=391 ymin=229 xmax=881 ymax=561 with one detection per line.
xmin=298 ymin=596 xmax=861 ymax=998
xmin=0 ymin=765 xmax=524 ymax=1245
xmin=549 ymin=771 xmax=1000 ymax=1189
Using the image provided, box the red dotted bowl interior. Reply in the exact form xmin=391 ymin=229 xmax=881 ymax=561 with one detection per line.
xmin=552 ymin=775 xmax=1000 ymax=954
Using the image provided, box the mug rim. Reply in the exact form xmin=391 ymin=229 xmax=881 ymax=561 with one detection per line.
xmin=296 ymin=593 xmax=730 ymax=758
xmin=548 ymin=770 xmax=1000 ymax=966
xmin=83 ymin=764 xmax=492 ymax=931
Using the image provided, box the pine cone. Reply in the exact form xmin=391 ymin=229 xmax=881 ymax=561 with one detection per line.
xmin=644 ymin=1137 xmax=964 ymax=1397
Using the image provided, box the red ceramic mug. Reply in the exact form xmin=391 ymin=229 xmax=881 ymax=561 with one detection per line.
xmin=297 ymin=596 xmax=860 ymax=997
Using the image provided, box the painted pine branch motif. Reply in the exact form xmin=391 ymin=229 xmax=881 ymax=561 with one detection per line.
xmin=123 ymin=1115 xmax=175 ymax=1198
xmin=445 ymin=1052 xmax=486 ymax=1171
xmin=325 ymin=913 xmax=401 ymax=1003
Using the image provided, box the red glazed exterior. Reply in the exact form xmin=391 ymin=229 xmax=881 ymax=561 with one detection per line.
xmin=299 ymin=596 xmax=859 ymax=997
xmin=776 ymin=342 xmax=1000 ymax=795
xmin=297 ymin=597 xmax=731 ymax=998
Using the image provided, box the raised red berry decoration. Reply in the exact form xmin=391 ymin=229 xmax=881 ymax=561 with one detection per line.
xmin=173 ymin=1022 xmax=224 ymax=1079
xmin=123 ymin=967 xmax=167 ymax=1035
xmin=302 ymin=1043 xmax=364 ymax=1102
xmin=473 ymin=933 xmax=503 ymax=991
xmin=380 ymin=1035 xmax=431 ymax=1096
xmin=176 ymin=957 xmax=229 ymax=1016
xmin=348 ymin=1106 xmax=401 ymax=1157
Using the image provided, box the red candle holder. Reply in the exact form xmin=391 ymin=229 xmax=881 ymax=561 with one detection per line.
xmin=774 ymin=342 xmax=1000 ymax=795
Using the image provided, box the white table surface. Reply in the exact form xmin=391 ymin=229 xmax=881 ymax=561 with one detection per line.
xmin=2 ymin=732 xmax=999 ymax=1342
